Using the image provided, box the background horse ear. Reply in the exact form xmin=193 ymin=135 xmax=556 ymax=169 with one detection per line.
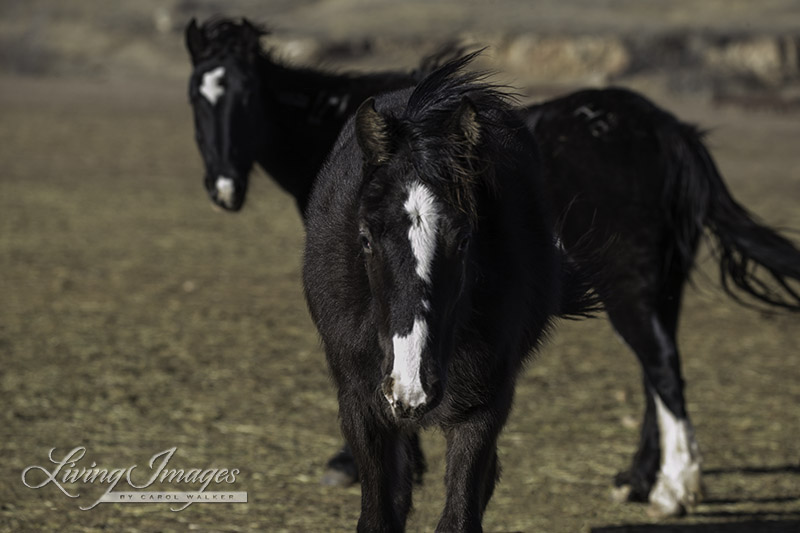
xmin=241 ymin=18 xmax=267 ymax=54
xmin=448 ymin=96 xmax=481 ymax=149
xmin=185 ymin=18 xmax=205 ymax=64
xmin=242 ymin=18 xmax=266 ymax=36
xmin=356 ymin=98 xmax=391 ymax=165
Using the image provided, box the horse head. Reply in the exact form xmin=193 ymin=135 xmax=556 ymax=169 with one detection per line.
xmin=354 ymin=89 xmax=488 ymax=420
xmin=185 ymin=18 xmax=268 ymax=211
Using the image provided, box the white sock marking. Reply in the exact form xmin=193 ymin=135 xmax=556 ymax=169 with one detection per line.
xmin=215 ymin=176 xmax=235 ymax=207
xmin=404 ymin=182 xmax=439 ymax=284
xmin=612 ymin=315 xmax=702 ymax=514
xmin=200 ymin=66 xmax=226 ymax=105
xmin=388 ymin=318 xmax=429 ymax=410
xmin=650 ymin=392 xmax=702 ymax=514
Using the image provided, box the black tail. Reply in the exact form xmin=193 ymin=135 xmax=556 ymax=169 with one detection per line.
xmin=557 ymin=236 xmax=608 ymax=320
xmin=666 ymin=122 xmax=800 ymax=311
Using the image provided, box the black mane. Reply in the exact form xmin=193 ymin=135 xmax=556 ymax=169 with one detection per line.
xmin=195 ymin=17 xmax=422 ymax=87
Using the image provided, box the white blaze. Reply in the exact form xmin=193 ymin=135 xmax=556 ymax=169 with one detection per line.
xmin=388 ymin=318 xmax=429 ymax=410
xmin=404 ymin=182 xmax=439 ymax=284
xmin=384 ymin=182 xmax=441 ymax=412
xmin=200 ymin=66 xmax=226 ymax=105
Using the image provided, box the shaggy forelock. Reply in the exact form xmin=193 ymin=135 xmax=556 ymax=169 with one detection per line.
xmin=396 ymin=52 xmax=518 ymax=222
xmin=196 ymin=18 xmax=269 ymax=62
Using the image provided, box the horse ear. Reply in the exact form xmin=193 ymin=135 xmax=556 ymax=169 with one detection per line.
xmin=449 ymin=96 xmax=481 ymax=149
xmin=242 ymin=18 xmax=265 ymax=45
xmin=185 ymin=18 xmax=205 ymax=63
xmin=242 ymin=18 xmax=262 ymax=35
xmin=355 ymin=97 xmax=391 ymax=165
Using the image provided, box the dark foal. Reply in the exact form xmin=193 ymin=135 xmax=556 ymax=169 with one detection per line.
xmin=186 ymin=18 xmax=800 ymax=516
xmin=303 ymin=54 xmax=597 ymax=532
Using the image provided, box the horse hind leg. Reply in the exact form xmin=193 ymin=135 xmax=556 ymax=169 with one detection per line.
xmin=609 ymin=304 xmax=702 ymax=517
xmin=648 ymin=377 xmax=702 ymax=517
xmin=612 ymin=378 xmax=660 ymax=503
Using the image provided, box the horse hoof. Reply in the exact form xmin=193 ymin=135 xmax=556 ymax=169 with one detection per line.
xmin=612 ymin=470 xmax=651 ymax=503
xmin=647 ymin=467 xmax=702 ymax=517
xmin=647 ymin=499 xmax=687 ymax=518
xmin=320 ymin=466 xmax=358 ymax=487
xmin=321 ymin=446 xmax=359 ymax=487
xmin=611 ymin=484 xmax=632 ymax=504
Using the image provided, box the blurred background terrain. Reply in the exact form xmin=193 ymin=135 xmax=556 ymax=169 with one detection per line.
xmin=1 ymin=1 xmax=798 ymax=531
xmin=3 ymin=0 xmax=800 ymax=102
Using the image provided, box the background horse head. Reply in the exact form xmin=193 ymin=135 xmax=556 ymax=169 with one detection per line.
xmin=186 ymin=18 xmax=268 ymax=211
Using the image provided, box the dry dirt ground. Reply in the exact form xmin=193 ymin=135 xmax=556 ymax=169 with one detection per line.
xmin=1 ymin=3 xmax=800 ymax=532
xmin=2 ymin=73 xmax=799 ymax=533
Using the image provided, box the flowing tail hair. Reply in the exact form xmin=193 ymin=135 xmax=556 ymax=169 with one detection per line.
xmin=664 ymin=120 xmax=800 ymax=311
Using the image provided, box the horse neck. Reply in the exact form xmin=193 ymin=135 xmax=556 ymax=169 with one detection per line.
xmin=256 ymin=56 xmax=415 ymax=218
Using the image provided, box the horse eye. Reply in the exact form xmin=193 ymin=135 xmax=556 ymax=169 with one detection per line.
xmin=457 ymin=235 xmax=471 ymax=252
xmin=360 ymin=234 xmax=372 ymax=253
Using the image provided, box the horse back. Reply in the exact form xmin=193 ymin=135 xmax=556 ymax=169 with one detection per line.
xmin=527 ymin=89 xmax=688 ymax=284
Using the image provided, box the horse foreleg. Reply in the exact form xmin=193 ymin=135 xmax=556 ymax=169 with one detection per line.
xmin=339 ymin=397 xmax=414 ymax=533
xmin=437 ymin=414 xmax=503 ymax=533
xmin=322 ymin=431 xmax=427 ymax=487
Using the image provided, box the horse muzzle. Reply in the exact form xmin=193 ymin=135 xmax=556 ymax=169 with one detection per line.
xmin=380 ymin=372 xmax=442 ymax=421
xmin=206 ymin=175 xmax=245 ymax=211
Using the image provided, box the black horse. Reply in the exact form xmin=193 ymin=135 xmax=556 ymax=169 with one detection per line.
xmin=527 ymin=88 xmax=800 ymax=514
xmin=185 ymin=18 xmax=800 ymax=517
xmin=303 ymin=54 xmax=596 ymax=532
